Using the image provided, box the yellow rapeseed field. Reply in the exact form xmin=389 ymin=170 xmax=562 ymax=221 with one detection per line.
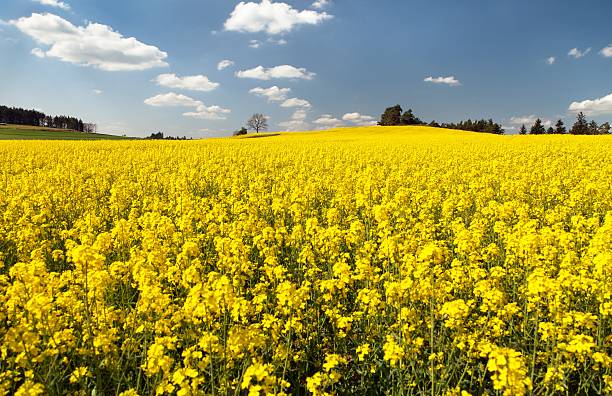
xmin=1 ymin=126 xmax=612 ymax=395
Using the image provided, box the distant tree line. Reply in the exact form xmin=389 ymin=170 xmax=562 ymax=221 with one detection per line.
xmin=437 ymin=119 xmax=504 ymax=135
xmin=145 ymin=132 xmax=191 ymax=140
xmin=520 ymin=113 xmax=611 ymax=135
xmin=379 ymin=105 xmax=504 ymax=134
xmin=0 ymin=105 xmax=96 ymax=133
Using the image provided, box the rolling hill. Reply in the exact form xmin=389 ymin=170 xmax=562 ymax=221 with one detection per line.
xmin=0 ymin=124 xmax=132 ymax=140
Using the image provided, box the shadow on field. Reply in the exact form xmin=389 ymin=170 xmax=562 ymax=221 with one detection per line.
xmin=242 ymin=134 xmax=281 ymax=139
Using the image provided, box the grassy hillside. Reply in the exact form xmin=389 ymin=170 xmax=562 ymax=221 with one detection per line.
xmin=0 ymin=124 xmax=132 ymax=140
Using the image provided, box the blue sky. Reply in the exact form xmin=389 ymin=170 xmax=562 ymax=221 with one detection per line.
xmin=0 ymin=0 xmax=611 ymax=137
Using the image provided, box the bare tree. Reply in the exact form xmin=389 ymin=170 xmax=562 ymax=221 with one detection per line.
xmin=246 ymin=113 xmax=268 ymax=133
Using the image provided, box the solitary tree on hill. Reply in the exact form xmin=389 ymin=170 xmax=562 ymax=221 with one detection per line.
xmin=247 ymin=113 xmax=268 ymax=133
xmin=530 ymin=119 xmax=546 ymax=135
xmin=379 ymin=105 xmax=402 ymax=126
xmin=555 ymin=119 xmax=566 ymax=134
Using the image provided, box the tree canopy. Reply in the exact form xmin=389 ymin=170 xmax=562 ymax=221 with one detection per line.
xmin=247 ymin=114 xmax=268 ymax=133
xmin=0 ymin=105 xmax=93 ymax=132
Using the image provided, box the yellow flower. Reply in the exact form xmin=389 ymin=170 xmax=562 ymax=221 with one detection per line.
xmin=69 ymin=366 xmax=91 ymax=384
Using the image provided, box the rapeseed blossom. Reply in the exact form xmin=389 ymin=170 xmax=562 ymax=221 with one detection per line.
xmin=0 ymin=126 xmax=611 ymax=394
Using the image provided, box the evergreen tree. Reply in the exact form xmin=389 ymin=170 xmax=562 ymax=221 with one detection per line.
xmin=571 ymin=112 xmax=589 ymax=135
xmin=530 ymin=119 xmax=546 ymax=135
xmin=379 ymin=105 xmax=402 ymax=126
xmin=519 ymin=125 xmax=527 ymax=135
xmin=428 ymin=120 xmax=440 ymax=127
xmin=599 ymin=122 xmax=611 ymax=134
xmin=554 ymin=119 xmax=566 ymax=134
xmin=547 ymin=127 xmax=555 ymax=134
xmin=588 ymin=120 xmax=599 ymax=135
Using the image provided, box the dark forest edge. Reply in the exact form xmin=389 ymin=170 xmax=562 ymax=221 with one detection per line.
xmin=379 ymin=105 xmax=611 ymax=135
xmin=0 ymin=105 xmax=97 ymax=133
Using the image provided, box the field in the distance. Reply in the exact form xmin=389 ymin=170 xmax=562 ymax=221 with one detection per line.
xmin=0 ymin=124 xmax=130 ymax=140
xmin=1 ymin=126 xmax=611 ymax=395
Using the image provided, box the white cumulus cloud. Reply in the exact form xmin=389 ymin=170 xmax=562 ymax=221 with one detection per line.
xmin=342 ymin=112 xmax=376 ymax=126
xmin=34 ymin=0 xmax=70 ymax=10
xmin=144 ymin=92 xmax=202 ymax=108
xmin=268 ymin=37 xmax=287 ymax=45
xmin=217 ymin=59 xmax=234 ymax=70
xmin=183 ymin=105 xmax=231 ymax=120
xmin=249 ymin=86 xmax=291 ymax=102
xmin=546 ymin=57 xmax=555 ymax=65
xmin=311 ymin=0 xmax=331 ymax=9
xmin=144 ymin=93 xmax=230 ymax=120
xmin=568 ymin=47 xmax=591 ymax=59
xmin=509 ymin=115 xmax=552 ymax=128
xmin=281 ymin=98 xmax=311 ymax=108
xmin=279 ymin=109 xmax=310 ymax=131
xmin=93 ymin=89 xmax=102 ymax=95
xmin=31 ymin=47 xmax=46 ymax=58
xmin=424 ymin=76 xmax=461 ymax=86
xmin=10 ymin=13 xmax=168 ymax=71
xmin=509 ymin=115 xmax=538 ymax=125
xmin=601 ymin=45 xmax=612 ymax=58
xmin=314 ymin=114 xmax=344 ymax=128
xmin=224 ymin=0 xmax=332 ymax=35
xmin=569 ymin=93 xmax=612 ymax=116
xmin=153 ymin=73 xmax=219 ymax=92
xmin=236 ymin=65 xmax=315 ymax=80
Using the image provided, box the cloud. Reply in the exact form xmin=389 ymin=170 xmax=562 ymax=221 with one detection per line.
xmin=509 ymin=115 xmax=552 ymax=128
xmin=311 ymin=0 xmax=331 ymax=9
xmin=546 ymin=57 xmax=555 ymax=65
xmin=342 ymin=112 xmax=376 ymax=126
xmin=569 ymin=93 xmax=612 ymax=116
xmin=153 ymin=73 xmax=219 ymax=92
xmin=31 ymin=47 xmax=46 ymax=57
xmin=217 ymin=59 xmax=234 ymax=70
xmin=568 ymin=47 xmax=591 ymax=59
xmin=509 ymin=115 xmax=538 ymax=125
xmin=601 ymin=45 xmax=612 ymax=58
xmin=224 ymin=0 xmax=332 ymax=35
xmin=249 ymin=39 xmax=261 ymax=49
xmin=281 ymin=98 xmax=311 ymax=108
xmin=93 ymin=89 xmax=102 ymax=95
xmin=34 ymin=0 xmax=70 ymax=10
xmin=236 ymin=65 xmax=315 ymax=80
xmin=268 ymin=37 xmax=287 ymax=45
xmin=249 ymin=86 xmax=291 ymax=102
xmin=144 ymin=92 xmax=230 ymax=120
xmin=183 ymin=104 xmax=231 ymax=120
xmin=314 ymin=114 xmax=344 ymax=128
xmin=144 ymin=92 xmax=202 ymax=107
xmin=279 ymin=109 xmax=309 ymax=131
xmin=424 ymin=76 xmax=461 ymax=86
xmin=10 ymin=13 xmax=168 ymax=71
